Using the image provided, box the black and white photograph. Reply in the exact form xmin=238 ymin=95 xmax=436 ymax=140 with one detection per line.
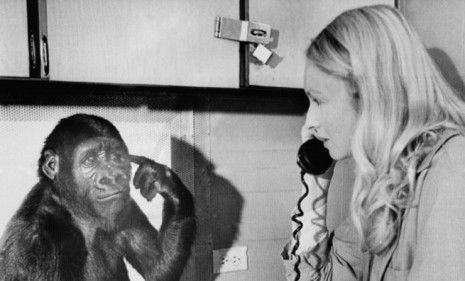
xmin=1 ymin=1 xmax=465 ymax=280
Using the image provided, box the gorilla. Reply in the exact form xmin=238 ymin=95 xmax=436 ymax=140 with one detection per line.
xmin=0 ymin=114 xmax=196 ymax=281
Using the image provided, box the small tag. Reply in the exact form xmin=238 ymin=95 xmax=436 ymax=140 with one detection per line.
xmin=252 ymin=44 xmax=273 ymax=64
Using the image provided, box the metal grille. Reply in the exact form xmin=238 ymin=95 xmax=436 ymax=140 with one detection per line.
xmin=0 ymin=104 xmax=196 ymax=281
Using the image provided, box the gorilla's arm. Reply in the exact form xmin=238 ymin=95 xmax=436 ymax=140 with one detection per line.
xmin=116 ymin=157 xmax=196 ymax=281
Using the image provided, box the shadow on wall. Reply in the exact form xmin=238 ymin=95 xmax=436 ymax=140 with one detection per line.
xmin=209 ymin=167 xmax=244 ymax=248
xmin=427 ymin=48 xmax=465 ymax=95
xmin=208 ymin=154 xmax=244 ymax=280
xmin=171 ymin=137 xmax=244 ymax=281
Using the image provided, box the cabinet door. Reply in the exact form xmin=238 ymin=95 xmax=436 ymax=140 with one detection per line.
xmin=47 ymin=0 xmax=239 ymax=87
xmin=248 ymin=0 xmax=395 ymax=88
xmin=401 ymin=0 xmax=465 ymax=94
xmin=0 ymin=0 xmax=29 ymax=77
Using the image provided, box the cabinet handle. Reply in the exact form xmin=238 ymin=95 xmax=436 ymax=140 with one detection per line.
xmin=41 ymin=35 xmax=49 ymax=76
xmin=29 ymin=34 xmax=38 ymax=71
xmin=27 ymin=0 xmax=48 ymax=78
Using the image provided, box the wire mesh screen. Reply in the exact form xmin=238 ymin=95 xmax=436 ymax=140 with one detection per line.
xmin=0 ymin=104 xmax=195 ymax=281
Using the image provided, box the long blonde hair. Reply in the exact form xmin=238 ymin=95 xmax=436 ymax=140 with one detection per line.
xmin=306 ymin=5 xmax=465 ymax=253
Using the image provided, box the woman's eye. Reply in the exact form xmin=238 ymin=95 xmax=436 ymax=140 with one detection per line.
xmin=310 ymin=97 xmax=321 ymax=106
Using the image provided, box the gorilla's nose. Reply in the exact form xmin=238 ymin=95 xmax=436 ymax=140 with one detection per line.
xmin=98 ymin=177 xmax=113 ymax=187
xmin=97 ymin=171 xmax=128 ymax=190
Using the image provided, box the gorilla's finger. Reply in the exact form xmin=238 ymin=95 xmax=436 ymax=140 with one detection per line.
xmin=128 ymin=155 xmax=151 ymax=165
xmin=132 ymin=163 xmax=152 ymax=189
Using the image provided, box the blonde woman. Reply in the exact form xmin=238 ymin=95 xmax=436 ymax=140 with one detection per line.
xmin=282 ymin=5 xmax=465 ymax=281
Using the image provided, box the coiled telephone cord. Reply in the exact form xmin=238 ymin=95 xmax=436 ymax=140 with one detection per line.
xmin=290 ymin=171 xmax=328 ymax=281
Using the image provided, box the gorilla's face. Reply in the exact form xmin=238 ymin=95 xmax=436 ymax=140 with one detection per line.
xmin=71 ymin=137 xmax=132 ymax=220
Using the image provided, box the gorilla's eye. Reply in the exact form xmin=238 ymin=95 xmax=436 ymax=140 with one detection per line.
xmin=83 ymin=155 xmax=97 ymax=167
xmin=110 ymin=152 xmax=123 ymax=162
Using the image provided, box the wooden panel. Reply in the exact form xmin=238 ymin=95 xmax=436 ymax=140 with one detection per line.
xmin=213 ymin=239 xmax=288 ymax=281
xmin=206 ymin=102 xmax=356 ymax=280
xmin=0 ymin=0 xmax=29 ymax=77
xmin=204 ymin=95 xmax=357 ymax=280
xmin=212 ymin=191 xmax=295 ymax=244
xmin=206 ymin=103 xmax=301 ymax=280
xmin=47 ymin=0 xmax=239 ymax=87
xmin=191 ymin=110 xmax=215 ymax=281
xmin=211 ymin=158 xmax=355 ymax=245
xmin=248 ymin=0 xmax=395 ymax=88
xmin=402 ymin=0 xmax=465 ymax=94
xmin=210 ymin=149 xmax=299 ymax=194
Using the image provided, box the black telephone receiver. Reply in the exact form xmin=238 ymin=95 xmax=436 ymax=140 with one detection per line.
xmin=297 ymin=138 xmax=333 ymax=175
xmin=291 ymin=138 xmax=333 ymax=281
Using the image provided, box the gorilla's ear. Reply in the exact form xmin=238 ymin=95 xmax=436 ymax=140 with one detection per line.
xmin=42 ymin=150 xmax=59 ymax=180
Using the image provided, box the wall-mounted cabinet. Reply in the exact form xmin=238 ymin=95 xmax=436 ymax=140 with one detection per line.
xmin=0 ymin=0 xmax=29 ymax=77
xmin=248 ymin=0 xmax=395 ymax=88
xmin=1 ymin=0 xmax=395 ymax=88
xmin=47 ymin=0 xmax=239 ymax=87
xmin=401 ymin=0 xmax=465 ymax=94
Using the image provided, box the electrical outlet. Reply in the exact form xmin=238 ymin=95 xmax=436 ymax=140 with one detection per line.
xmin=212 ymin=246 xmax=248 ymax=273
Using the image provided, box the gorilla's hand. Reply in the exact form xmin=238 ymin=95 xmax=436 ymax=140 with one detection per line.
xmin=129 ymin=155 xmax=193 ymax=214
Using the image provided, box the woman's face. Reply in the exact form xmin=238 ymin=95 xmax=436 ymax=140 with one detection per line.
xmin=302 ymin=61 xmax=358 ymax=160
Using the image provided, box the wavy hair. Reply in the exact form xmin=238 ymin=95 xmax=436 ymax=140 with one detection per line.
xmin=306 ymin=5 xmax=465 ymax=253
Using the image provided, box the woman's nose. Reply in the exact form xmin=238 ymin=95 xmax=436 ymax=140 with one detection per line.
xmin=301 ymin=105 xmax=320 ymax=141
xmin=304 ymin=103 xmax=320 ymax=128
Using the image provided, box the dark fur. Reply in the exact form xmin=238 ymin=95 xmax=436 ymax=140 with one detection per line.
xmin=0 ymin=114 xmax=196 ymax=281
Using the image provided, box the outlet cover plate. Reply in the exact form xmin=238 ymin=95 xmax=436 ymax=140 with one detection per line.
xmin=212 ymin=246 xmax=248 ymax=273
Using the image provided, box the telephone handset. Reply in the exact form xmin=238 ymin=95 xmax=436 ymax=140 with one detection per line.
xmin=291 ymin=138 xmax=333 ymax=281
xmin=297 ymin=138 xmax=333 ymax=175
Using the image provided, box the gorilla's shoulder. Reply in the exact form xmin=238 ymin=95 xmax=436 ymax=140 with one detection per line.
xmin=0 ymin=183 xmax=88 ymax=277
xmin=4 ymin=182 xmax=86 ymax=253
xmin=16 ymin=183 xmax=71 ymax=224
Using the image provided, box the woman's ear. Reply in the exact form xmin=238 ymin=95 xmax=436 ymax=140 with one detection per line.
xmin=42 ymin=150 xmax=59 ymax=180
